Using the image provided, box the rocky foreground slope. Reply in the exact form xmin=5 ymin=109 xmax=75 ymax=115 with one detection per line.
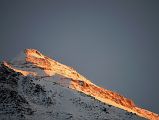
xmin=0 ymin=49 xmax=158 ymax=120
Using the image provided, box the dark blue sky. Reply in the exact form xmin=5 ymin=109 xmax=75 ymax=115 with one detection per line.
xmin=0 ymin=0 xmax=159 ymax=113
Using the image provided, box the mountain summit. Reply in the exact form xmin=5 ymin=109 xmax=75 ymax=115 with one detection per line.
xmin=0 ymin=49 xmax=158 ymax=120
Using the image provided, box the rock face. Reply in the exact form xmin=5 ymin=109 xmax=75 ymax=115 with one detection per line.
xmin=0 ymin=49 xmax=158 ymax=120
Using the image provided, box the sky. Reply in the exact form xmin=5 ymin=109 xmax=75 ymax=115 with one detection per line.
xmin=0 ymin=0 xmax=159 ymax=114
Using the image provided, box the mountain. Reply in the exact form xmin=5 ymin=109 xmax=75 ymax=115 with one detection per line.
xmin=0 ymin=49 xmax=158 ymax=120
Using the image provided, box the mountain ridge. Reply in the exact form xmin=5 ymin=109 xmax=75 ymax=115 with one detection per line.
xmin=1 ymin=49 xmax=159 ymax=120
xmin=0 ymin=63 xmax=145 ymax=120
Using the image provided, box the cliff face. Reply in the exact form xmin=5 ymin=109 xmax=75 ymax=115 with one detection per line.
xmin=1 ymin=49 xmax=158 ymax=120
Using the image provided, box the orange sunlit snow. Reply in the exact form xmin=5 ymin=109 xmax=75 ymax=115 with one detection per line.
xmin=3 ymin=49 xmax=159 ymax=120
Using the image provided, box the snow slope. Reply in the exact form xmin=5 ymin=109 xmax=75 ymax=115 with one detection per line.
xmin=0 ymin=63 xmax=145 ymax=120
xmin=0 ymin=49 xmax=158 ymax=120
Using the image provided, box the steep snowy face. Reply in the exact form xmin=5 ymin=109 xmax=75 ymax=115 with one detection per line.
xmin=2 ymin=49 xmax=159 ymax=120
xmin=0 ymin=64 xmax=145 ymax=120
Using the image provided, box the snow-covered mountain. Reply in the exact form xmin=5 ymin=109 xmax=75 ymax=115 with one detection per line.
xmin=0 ymin=49 xmax=158 ymax=120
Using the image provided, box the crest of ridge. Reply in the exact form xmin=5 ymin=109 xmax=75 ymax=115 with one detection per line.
xmin=2 ymin=49 xmax=159 ymax=120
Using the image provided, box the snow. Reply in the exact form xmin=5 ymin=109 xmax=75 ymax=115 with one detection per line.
xmin=0 ymin=49 xmax=157 ymax=119
xmin=0 ymin=64 xmax=145 ymax=120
